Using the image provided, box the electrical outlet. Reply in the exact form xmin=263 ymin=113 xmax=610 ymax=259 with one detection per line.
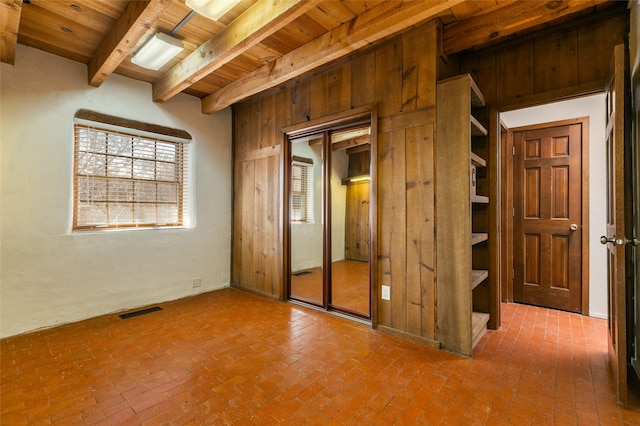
xmin=381 ymin=285 xmax=390 ymax=300
xmin=192 ymin=277 xmax=202 ymax=288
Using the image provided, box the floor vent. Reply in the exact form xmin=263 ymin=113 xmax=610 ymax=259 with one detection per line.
xmin=119 ymin=306 xmax=162 ymax=319
xmin=292 ymin=271 xmax=311 ymax=276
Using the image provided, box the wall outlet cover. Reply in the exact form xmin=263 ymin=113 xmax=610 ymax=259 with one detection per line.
xmin=192 ymin=277 xmax=202 ymax=288
xmin=381 ymin=285 xmax=390 ymax=300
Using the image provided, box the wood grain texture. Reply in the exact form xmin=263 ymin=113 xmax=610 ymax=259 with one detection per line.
xmin=233 ymin=21 xmax=444 ymax=344
xmin=442 ymin=0 xmax=610 ymax=55
xmin=405 ymin=122 xmax=435 ymax=338
xmin=344 ymin=181 xmax=370 ymax=262
xmin=604 ymin=43 xmax=628 ymax=406
xmin=436 ymin=75 xmax=473 ymax=356
xmin=153 ymin=0 xmax=321 ymax=102
xmin=513 ymin=121 xmax=583 ymax=313
xmin=459 ymin=7 xmax=626 ymax=110
xmin=1 ymin=0 xmax=22 ymax=65
xmin=202 ymin=0 xmax=464 ymax=113
xmin=88 ymin=0 xmax=173 ymax=87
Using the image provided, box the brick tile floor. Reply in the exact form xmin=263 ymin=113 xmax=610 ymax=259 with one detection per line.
xmin=1 ymin=288 xmax=639 ymax=425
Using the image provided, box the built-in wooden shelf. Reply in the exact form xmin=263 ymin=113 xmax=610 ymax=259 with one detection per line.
xmin=469 ymin=78 xmax=485 ymax=108
xmin=471 ymin=152 xmax=486 ymax=167
xmin=471 ymin=195 xmax=489 ymax=204
xmin=437 ymin=74 xmax=494 ymax=357
xmin=472 ymin=269 xmax=489 ymax=289
xmin=472 ymin=312 xmax=490 ymax=348
xmin=470 ymin=116 xmax=488 ymax=137
xmin=471 ymin=233 xmax=488 ymax=245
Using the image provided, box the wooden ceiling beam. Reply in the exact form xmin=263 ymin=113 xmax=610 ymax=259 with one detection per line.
xmin=153 ymin=0 xmax=323 ymax=103
xmin=1 ymin=0 xmax=22 ymax=65
xmin=346 ymin=144 xmax=371 ymax=155
xmin=332 ymin=135 xmax=370 ymax=151
xmin=442 ymin=0 xmax=611 ymax=55
xmin=87 ymin=0 xmax=173 ymax=87
xmin=201 ymin=0 xmax=466 ymax=114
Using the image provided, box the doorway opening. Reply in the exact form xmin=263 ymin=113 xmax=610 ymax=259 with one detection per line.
xmin=284 ymin=111 xmax=376 ymax=322
xmin=499 ymin=93 xmax=607 ymax=317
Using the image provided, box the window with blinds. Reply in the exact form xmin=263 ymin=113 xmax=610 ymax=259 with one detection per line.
xmin=291 ymin=161 xmax=314 ymax=223
xmin=73 ymin=122 xmax=190 ymax=230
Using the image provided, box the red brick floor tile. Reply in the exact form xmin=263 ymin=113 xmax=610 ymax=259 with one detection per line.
xmin=1 ymin=290 xmax=639 ymax=425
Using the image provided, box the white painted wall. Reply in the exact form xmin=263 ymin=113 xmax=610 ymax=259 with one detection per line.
xmin=331 ymin=149 xmax=348 ymax=263
xmin=290 ymin=140 xmax=348 ymax=272
xmin=290 ymin=140 xmax=323 ymax=271
xmin=501 ymin=94 xmax=608 ymax=318
xmin=0 ymin=45 xmax=232 ymax=338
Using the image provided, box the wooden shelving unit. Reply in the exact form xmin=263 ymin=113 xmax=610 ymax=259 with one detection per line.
xmin=436 ymin=74 xmax=494 ymax=357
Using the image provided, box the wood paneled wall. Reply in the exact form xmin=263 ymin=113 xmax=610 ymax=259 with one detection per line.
xmin=233 ymin=20 xmax=446 ymax=345
xmin=458 ymin=9 xmax=627 ymax=110
xmin=232 ymin=7 xmax=627 ymax=347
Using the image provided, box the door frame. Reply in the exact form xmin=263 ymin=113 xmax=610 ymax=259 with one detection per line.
xmin=500 ymin=116 xmax=590 ymax=315
xmin=281 ymin=105 xmax=378 ymax=325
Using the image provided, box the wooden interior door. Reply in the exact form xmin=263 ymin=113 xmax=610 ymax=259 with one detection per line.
xmin=345 ymin=181 xmax=370 ymax=261
xmin=601 ymin=43 xmax=629 ymax=406
xmin=513 ymin=120 xmax=583 ymax=313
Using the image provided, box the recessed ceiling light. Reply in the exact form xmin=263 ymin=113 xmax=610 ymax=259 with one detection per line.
xmin=185 ymin=0 xmax=242 ymax=21
xmin=131 ymin=33 xmax=184 ymax=71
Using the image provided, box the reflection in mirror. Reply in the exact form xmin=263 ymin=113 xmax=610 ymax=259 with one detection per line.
xmin=330 ymin=127 xmax=371 ymax=316
xmin=289 ymin=135 xmax=324 ymax=305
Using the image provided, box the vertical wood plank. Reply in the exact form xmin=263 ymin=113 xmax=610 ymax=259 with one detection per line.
xmin=351 ymin=51 xmax=376 ymax=108
xmin=261 ymin=96 xmax=277 ymax=149
xmin=577 ymin=14 xmax=627 ymax=86
xmin=533 ymin=28 xmax=578 ymax=93
xmin=459 ymin=51 xmax=498 ymax=107
xmin=402 ymin=21 xmax=438 ymax=112
xmin=266 ymin=154 xmax=281 ymax=296
xmin=276 ymin=86 xmax=293 ymax=130
xmin=406 ymin=124 xmax=435 ymax=338
xmin=241 ymin=160 xmax=256 ymax=290
xmin=405 ymin=122 xmax=436 ymax=338
xmin=309 ymin=72 xmax=329 ymax=119
xmin=248 ymin=103 xmax=263 ymax=152
xmin=376 ymin=39 xmax=402 ymax=118
xmin=377 ymin=130 xmax=392 ymax=327
xmin=328 ymin=63 xmax=352 ymax=114
xmin=497 ymin=41 xmax=534 ymax=103
xmin=402 ymin=29 xmax=420 ymax=112
xmin=253 ymin=157 xmax=268 ymax=293
xmin=345 ymin=181 xmax=370 ymax=261
xmin=293 ymin=80 xmax=311 ymax=124
xmin=379 ymin=126 xmax=407 ymax=330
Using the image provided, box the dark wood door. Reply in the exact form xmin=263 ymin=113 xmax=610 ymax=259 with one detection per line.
xmin=602 ymin=43 xmax=629 ymax=406
xmin=513 ymin=120 xmax=583 ymax=312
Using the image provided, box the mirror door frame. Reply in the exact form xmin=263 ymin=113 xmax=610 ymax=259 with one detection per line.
xmin=282 ymin=105 xmax=378 ymax=325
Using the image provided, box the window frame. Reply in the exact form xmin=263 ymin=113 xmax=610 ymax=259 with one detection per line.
xmin=72 ymin=110 xmax=192 ymax=231
xmin=290 ymin=156 xmax=314 ymax=224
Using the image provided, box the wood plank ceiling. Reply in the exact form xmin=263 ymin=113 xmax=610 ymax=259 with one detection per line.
xmin=1 ymin=0 xmax=615 ymax=114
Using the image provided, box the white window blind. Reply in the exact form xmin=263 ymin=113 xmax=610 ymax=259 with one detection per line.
xmin=291 ymin=161 xmax=313 ymax=223
xmin=73 ymin=123 xmax=190 ymax=230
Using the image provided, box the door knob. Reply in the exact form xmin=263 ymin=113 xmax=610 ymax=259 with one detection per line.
xmin=600 ymin=236 xmax=630 ymax=245
xmin=569 ymin=223 xmax=578 ymax=231
xmin=600 ymin=236 xmax=616 ymax=244
xmin=619 ymin=237 xmax=640 ymax=246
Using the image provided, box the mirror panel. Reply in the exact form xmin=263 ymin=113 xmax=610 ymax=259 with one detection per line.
xmin=289 ymin=135 xmax=324 ymax=306
xmin=329 ymin=127 xmax=371 ymax=316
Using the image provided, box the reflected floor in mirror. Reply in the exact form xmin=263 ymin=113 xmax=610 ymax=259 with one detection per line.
xmin=290 ymin=259 xmax=369 ymax=316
